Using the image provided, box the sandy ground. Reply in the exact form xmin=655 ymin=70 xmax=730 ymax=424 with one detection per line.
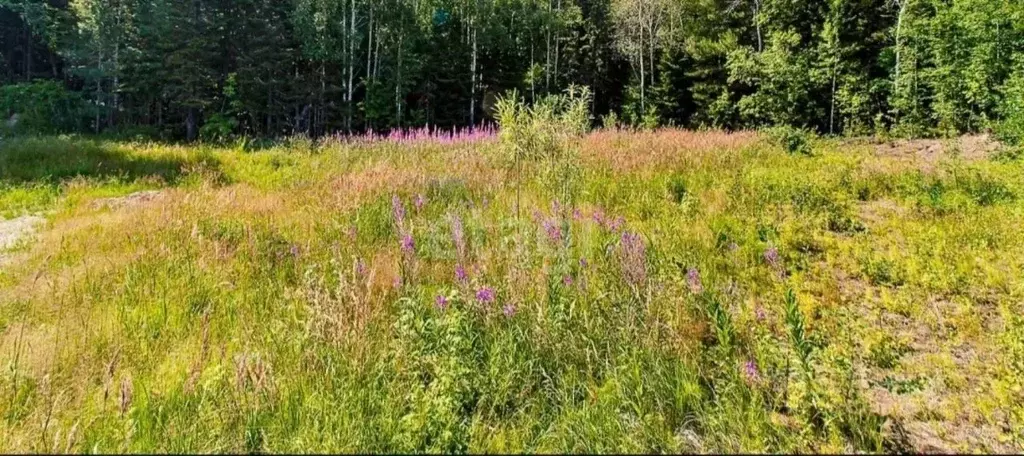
xmin=0 ymin=214 xmax=44 ymax=266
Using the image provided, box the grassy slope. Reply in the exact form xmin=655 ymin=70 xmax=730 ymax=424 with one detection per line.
xmin=0 ymin=132 xmax=1022 ymax=453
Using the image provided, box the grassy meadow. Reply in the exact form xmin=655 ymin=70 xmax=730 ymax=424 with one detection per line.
xmin=0 ymin=129 xmax=1022 ymax=453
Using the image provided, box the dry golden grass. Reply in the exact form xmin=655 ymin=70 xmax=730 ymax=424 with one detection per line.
xmin=0 ymin=132 xmax=1021 ymax=453
xmin=581 ymin=129 xmax=761 ymax=173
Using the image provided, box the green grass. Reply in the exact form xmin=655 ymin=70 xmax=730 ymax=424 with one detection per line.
xmin=0 ymin=133 xmax=1021 ymax=453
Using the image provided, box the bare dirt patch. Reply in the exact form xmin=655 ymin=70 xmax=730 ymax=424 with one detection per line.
xmin=0 ymin=215 xmax=44 ymax=266
xmin=872 ymin=134 xmax=1002 ymax=162
xmin=89 ymin=190 xmax=163 ymax=210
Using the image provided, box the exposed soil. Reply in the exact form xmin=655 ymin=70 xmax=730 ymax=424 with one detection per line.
xmin=871 ymin=134 xmax=1003 ymax=162
xmin=0 ymin=215 xmax=44 ymax=266
xmin=89 ymin=190 xmax=164 ymax=210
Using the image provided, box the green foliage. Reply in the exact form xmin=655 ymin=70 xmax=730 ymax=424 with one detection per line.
xmin=956 ymin=169 xmax=1016 ymax=206
xmin=729 ymin=30 xmax=824 ymax=129
xmin=600 ymin=111 xmax=619 ymax=130
xmin=3 ymin=134 xmax=1024 ymax=452
xmin=996 ymin=64 xmax=1024 ymax=147
xmin=767 ymin=125 xmax=814 ymax=156
xmin=496 ymin=86 xmax=592 ymax=209
xmin=0 ymin=81 xmax=88 ymax=134
xmin=666 ymin=174 xmax=688 ymax=204
xmin=784 ymin=289 xmax=815 ymax=384
xmin=868 ymin=335 xmax=912 ymax=370
xmin=199 ymin=113 xmax=239 ymax=142
xmin=2 ymin=0 xmax=1022 ymax=138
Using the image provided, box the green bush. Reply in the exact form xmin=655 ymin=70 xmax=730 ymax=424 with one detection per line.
xmin=995 ymin=66 xmax=1024 ymax=147
xmin=767 ymin=125 xmax=813 ymax=155
xmin=495 ymin=85 xmax=592 ymax=209
xmin=600 ymin=111 xmax=620 ymax=130
xmin=0 ymin=81 xmax=89 ymax=134
xmin=666 ymin=174 xmax=688 ymax=204
xmin=200 ymin=113 xmax=239 ymax=142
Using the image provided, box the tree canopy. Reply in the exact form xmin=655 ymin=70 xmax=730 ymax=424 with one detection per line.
xmin=1 ymin=0 xmax=1022 ymax=140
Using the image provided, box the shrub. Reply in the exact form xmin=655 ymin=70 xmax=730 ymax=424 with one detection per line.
xmin=0 ymin=81 xmax=89 ymax=134
xmin=200 ymin=113 xmax=239 ymax=142
xmin=995 ymin=65 xmax=1024 ymax=147
xmin=767 ymin=125 xmax=813 ymax=155
xmin=495 ymin=85 xmax=592 ymax=210
xmin=666 ymin=174 xmax=688 ymax=204
xmin=956 ymin=170 xmax=1015 ymax=206
xmin=600 ymin=111 xmax=620 ymax=130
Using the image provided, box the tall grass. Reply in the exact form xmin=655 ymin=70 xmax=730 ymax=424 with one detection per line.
xmin=0 ymin=124 xmax=1022 ymax=452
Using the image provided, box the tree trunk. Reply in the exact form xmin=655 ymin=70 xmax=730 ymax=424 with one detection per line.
xmin=470 ymin=22 xmax=477 ymax=127
xmin=111 ymin=40 xmax=120 ymax=129
xmin=530 ymin=40 xmax=536 ymax=102
xmin=367 ymin=5 xmax=373 ymax=85
xmin=893 ymin=0 xmax=906 ymax=89
xmin=754 ymin=1 xmax=763 ymax=52
xmin=266 ymin=85 xmax=272 ymax=134
xmin=545 ymin=0 xmax=551 ymax=91
xmin=24 ymin=23 xmax=31 ymax=81
xmin=553 ymin=0 xmax=561 ymax=89
xmin=320 ymin=62 xmax=326 ymax=136
xmin=639 ymin=3 xmax=645 ymax=116
xmin=374 ymin=24 xmax=382 ymax=80
xmin=893 ymin=0 xmax=907 ymax=125
xmin=396 ymin=34 xmax=403 ymax=127
xmin=95 ymin=48 xmax=103 ymax=133
xmin=648 ymin=15 xmax=655 ymax=100
xmin=348 ymin=0 xmax=356 ymax=132
xmin=830 ymin=70 xmax=837 ymax=135
xmin=186 ymin=107 xmax=197 ymax=141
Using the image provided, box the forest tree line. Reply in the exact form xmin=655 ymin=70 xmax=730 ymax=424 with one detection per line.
xmin=1 ymin=0 xmax=1023 ymax=141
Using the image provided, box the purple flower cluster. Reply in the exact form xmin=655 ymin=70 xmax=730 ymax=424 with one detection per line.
xmin=743 ymin=360 xmax=761 ymax=384
xmin=435 ymin=294 xmax=449 ymax=310
xmin=542 ymin=218 xmax=563 ymax=244
xmin=455 ymin=264 xmax=468 ymax=283
xmin=391 ymin=194 xmax=406 ymax=227
xmin=607 ymin=216 xmax=625 ymax=232
xmin=502 ymin=303 xmax=516 ymax=318
xmin=754 ymin=306 xmax=767 ymax=321
xmin=476 ymin=286 xmax=496 ymax=304
xmin=591 ymin=209 xmax=624 ymax=232
xmin=355 ymin=258 xmax=367 ymax=278
xmin=400 ymin=233 xmax=415 ymax=254
xmin=414 ymin=194 xmax=426 ymax=212
xmin=619 ymin=231 xmax=648 ymax=287
xmin=686 ymin=268 xmax=703 ymax=294
xmin=764 ymin=246 xmax=780 ymax=268
xmin=531 ymin=209 xmax=544 ymax=223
